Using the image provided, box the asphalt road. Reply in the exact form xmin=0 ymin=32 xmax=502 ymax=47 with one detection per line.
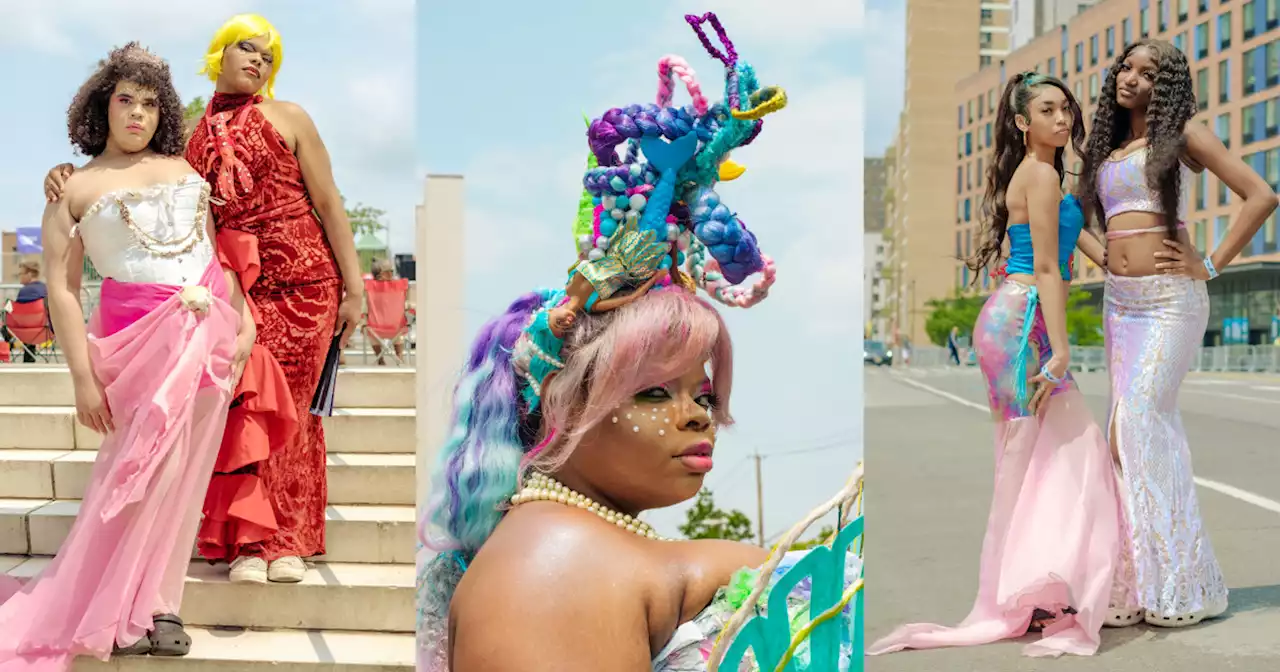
xmin=865 ymin=365 xmax=1280 ymax=672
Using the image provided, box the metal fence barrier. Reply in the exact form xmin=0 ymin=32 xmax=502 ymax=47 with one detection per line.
xmin=888 ymin=344 xmax=1280 ymax=374
xmin=0 ymin=282 xmax=418 ymax=366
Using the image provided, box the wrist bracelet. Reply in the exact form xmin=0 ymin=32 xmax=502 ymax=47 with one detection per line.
xmin=1040 ymin=364 xmax=1065 ymax=384
xmin=1203 ymin=256 xmax=1220 ymax=280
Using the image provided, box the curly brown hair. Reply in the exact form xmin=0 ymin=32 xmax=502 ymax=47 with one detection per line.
xmin=66 ymin=42 xmax=186 ymax=157
xmin=1078 ymin=39 xmax=1197 ymax=238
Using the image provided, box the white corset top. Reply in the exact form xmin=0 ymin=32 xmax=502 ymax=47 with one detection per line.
xmin=76 ymin=175 xmax=215 ymax=285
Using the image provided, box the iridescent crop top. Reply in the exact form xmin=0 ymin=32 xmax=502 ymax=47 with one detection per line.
xmin=1098 ymin=149 xmax=1191 ymax=222
xmin=1004 ymin=195 xmax=1085 ymax=280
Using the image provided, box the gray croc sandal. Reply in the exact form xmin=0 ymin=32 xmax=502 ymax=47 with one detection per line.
xmin=148 ymin=614 xmax=191 ymax=657
xmin=112 ymin=637 xmax=152 ymax=656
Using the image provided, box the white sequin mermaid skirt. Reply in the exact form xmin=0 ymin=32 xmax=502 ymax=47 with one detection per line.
xmin=1104 ymin=273 xmax=1227 ymax=618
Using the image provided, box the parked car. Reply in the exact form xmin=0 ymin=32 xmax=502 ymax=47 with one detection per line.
xmin=864 ymin=340 xmax=893 ymax=366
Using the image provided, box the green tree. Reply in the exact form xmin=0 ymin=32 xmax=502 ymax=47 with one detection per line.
xmin=1064 ymin=288 xmax=1104 ymax=346
xmin=679 ymin=489 xmax=754 ymax=542
xmin=344 ymin=197 xmax=387 ymax=237
xmin=184 ymin=96 xmax=206 ymax=124
xmin=923 ymin=293 xmax=986 ymax=346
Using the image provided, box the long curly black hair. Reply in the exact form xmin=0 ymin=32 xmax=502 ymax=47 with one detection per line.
xmin=66 ymin=42 xmax=186 ymax=157
xmin=1078 ymin=39 xmax=1197 ymax=238
xmin=966 ymin=72 xmax=1085 ymax=284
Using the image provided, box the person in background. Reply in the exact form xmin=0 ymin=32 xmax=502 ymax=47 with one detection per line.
xmin=947 ymin=325 xmax=961 ymax=365
xmin=3 ymin=260 xmax=50 ymax=362
xmin=367 ymin=258 xmax=405 ymax=365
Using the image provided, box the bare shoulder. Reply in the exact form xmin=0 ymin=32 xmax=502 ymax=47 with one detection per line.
xmin=448 ymin=506 xmax=656 ymax=668
xmin=260 ymin=99 xmax=311 ymax=124
xmin=1024 ymin=160 xmax=1062 ymax=187
xmin=456 ymin=505 xmax=649 ymax=609
xmin=1181 ymin=123 xmax=1217 ymax=172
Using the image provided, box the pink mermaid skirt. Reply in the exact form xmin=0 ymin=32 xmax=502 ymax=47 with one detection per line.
xmin=868 ymin=280 xmax=1125 ymax=658
xmin=0 ymin=262 xmax=238 ymax=670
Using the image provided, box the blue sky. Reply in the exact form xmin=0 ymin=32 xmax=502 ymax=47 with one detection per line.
xmin=0 ymin=0 xmax=416 ymax=255
xmin=866 ymin=0 xmax=906 ymax=155
xmin=419 ymin=0 xmax=865 ymax=540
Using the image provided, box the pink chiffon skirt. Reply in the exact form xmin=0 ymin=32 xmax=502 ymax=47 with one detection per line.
xmin=0 ymin=261 xmax=238 ymax=670
xmin=869 ymin=280 xmax=1126 ymax=658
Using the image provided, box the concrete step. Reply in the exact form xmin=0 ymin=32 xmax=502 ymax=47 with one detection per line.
xmin=0 ymin=500 xmax=413 ymax=564
xmin=73 ymin=627 xmax=413 ymax=671
xmin=1 ymin=556 xmax=413 ymax=633
xmin=0 ymin=365 xmax=414 ymax=409
xmin=0 ymin=407 xmax=414 ymax=454
xmin=0 ymin=450 xmax=414 ymax=506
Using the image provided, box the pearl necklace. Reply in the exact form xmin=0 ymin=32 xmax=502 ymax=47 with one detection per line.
xmin=511 ymin=472 xmax=667 ymax=540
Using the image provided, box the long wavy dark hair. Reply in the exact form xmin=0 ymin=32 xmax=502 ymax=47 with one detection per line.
xmin=1078 ymin=39 xmax=1197 ymax=238
xmin=967 ymin=72 xmax=1085 ymax=283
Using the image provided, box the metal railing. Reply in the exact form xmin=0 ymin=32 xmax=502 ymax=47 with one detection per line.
xmin=893 ymin=344 xmax=1280 ymax=374
xmin=0 ymin=282 xmax=418 ymax=367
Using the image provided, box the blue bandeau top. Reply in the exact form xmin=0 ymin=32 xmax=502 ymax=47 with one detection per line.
xmin=1004 ymin=194 xmax=1084 ymax=279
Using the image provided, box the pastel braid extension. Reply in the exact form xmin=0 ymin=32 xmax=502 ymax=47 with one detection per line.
xmin=657 ymin=55 xmax=710 ymax=116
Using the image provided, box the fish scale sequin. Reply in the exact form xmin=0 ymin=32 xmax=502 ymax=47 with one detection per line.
xmin=1103 ymin=273 xmax=1228 ymax=617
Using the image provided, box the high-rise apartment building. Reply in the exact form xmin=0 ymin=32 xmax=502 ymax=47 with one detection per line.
xmin=1011 ymin=0 xmax=1103 ymax=49
xmin=955 ymin=0 xmax=1280 ymax=345
xmin=882 ymin=0 xmax=988 ymax=346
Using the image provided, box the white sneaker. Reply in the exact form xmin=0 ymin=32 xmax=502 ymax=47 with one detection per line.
xmin=267 ymin=556 xmax=307 ymax=583
xmin=228 ymin=556 xmax=267 ymax=584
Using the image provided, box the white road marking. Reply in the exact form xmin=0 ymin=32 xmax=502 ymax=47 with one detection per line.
xmin=889 ymin=373 xmax=1280 ymax=516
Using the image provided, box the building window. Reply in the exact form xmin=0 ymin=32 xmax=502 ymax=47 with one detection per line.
xmin=1199 ymin=0 xmax=1208 ymax=12
xmin=958 ymin=105 xmax=964 ymax=129
xmin=966 ymin=132 xmax=972 ymax=156
xmin=981 ymin=8 xmax=994 ymax=23
xmin=1219 ymin=57 xmax=1231 ymax=103
xmin=966 ymin=162 xmax=972 ymax=190
xmin=1090 ymin=35 xmax=1099 ymax=66
xmin=965 ymin=230 xmax=972 ymax=257
xmin=1216 ymin=112 xmax=1231 ymax=148
xmin=1106 ymin=26 xmax=1116 ymax=58
xmin=1075 ymin=42 xmax=1084 ymax=72
xmin=965 ymin=198 xmax=972 ymax=222
xmin=1267 ymin=39 xmax=1280 ymax=88
xmin=1123 ymin=18 xmax=1132 ymax=46
xmin=1267 ymin=97 xmax=1280 ymax=140
xmin=1269 ymin=0 xmax=1280 ymax=32
xmin=1141 ymin=6 xmax=1150 ymax=38
xmin=1269 ymin=145 xmax=1280 ymax=191
xmin=1090 ymin=72 xmax=1100 ymax=103
xmin=1195 ymin=219 xmax=1207 ymax=251
xmin=1197 ymin=67 xmax=1210 ymax=110
xmin=1214 ymin=215 xmax=1229 ymax=249
xmin=957 ymin=166 xmax=963 ymax=194
xmin=1159 ymin=0 xmax=1168 ymax=32
xmin=978 ymin=94 xmax=984 ymax=120
xmin=1218 ymin=12 xmax=1232 ymax=52
xmin=1048 ymin=56 xmax=1057 ymax=77
xmin=1196 ymin=170 xmax=1207 ymax=210
xmin=968 ymin=100 xmax=973 ymax=124
xmin=980 ymin=54 xmax=993 ymax=68
xmin=1244 ymin=46 xmax=1260 ymax=96
xmin=1218 ymin=177 xmax=1230 ymax=206
xmin=1243 ymin=102 xmax=1260 ymax=143
xmin=958 ymin=135 xmax=964 ymax=159
xmin=1061 ymin=50 xmax=1068 ymax=76
xmin=1074 ymin=79 xmax=1083 ymax=100
xmin=1173 ymin=32 xmax=1186 ymax=52
xmin=1195 ymin=21 xmax=1209 ymax=60
xmin=977 ymin=157 xmax=984 ymax=182
xmin=986 ymin=122 xmax=993 ymax=145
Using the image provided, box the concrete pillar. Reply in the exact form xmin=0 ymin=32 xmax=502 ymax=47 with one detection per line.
xmin=416 ymin=174 xmax=467 ymax=514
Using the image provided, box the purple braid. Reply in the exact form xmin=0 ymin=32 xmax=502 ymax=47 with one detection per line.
xmin=588 ymin=103 xmax=699 ymax=166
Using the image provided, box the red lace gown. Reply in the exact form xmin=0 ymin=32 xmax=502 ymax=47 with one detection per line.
xmin=187 ymin=91 xmax=341 ymax=562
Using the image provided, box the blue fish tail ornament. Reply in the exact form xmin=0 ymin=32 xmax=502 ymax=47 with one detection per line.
xmin=638 ymin=133 xmax=698 ymax=236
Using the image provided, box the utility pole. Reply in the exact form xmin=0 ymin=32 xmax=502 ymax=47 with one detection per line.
xmin=754 ymin=452 xmax=764 ymax=547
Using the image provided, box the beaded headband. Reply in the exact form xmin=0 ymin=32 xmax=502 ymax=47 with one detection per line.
xmin=511 ymin=12 xmax=785 ymax=410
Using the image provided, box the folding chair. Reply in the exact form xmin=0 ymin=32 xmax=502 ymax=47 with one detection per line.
xmin=4 ymin=299 xmax=57 ymax=363
xmin=363 ymin=278 xmax=410 ymax=366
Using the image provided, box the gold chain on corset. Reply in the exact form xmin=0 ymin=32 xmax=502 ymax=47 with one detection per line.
xmin=113 ymin=182 xmax=210 ymax=258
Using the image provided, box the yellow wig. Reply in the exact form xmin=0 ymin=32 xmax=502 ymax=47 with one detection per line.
xmin=200 ymin=14 xmax=283 ymax=98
